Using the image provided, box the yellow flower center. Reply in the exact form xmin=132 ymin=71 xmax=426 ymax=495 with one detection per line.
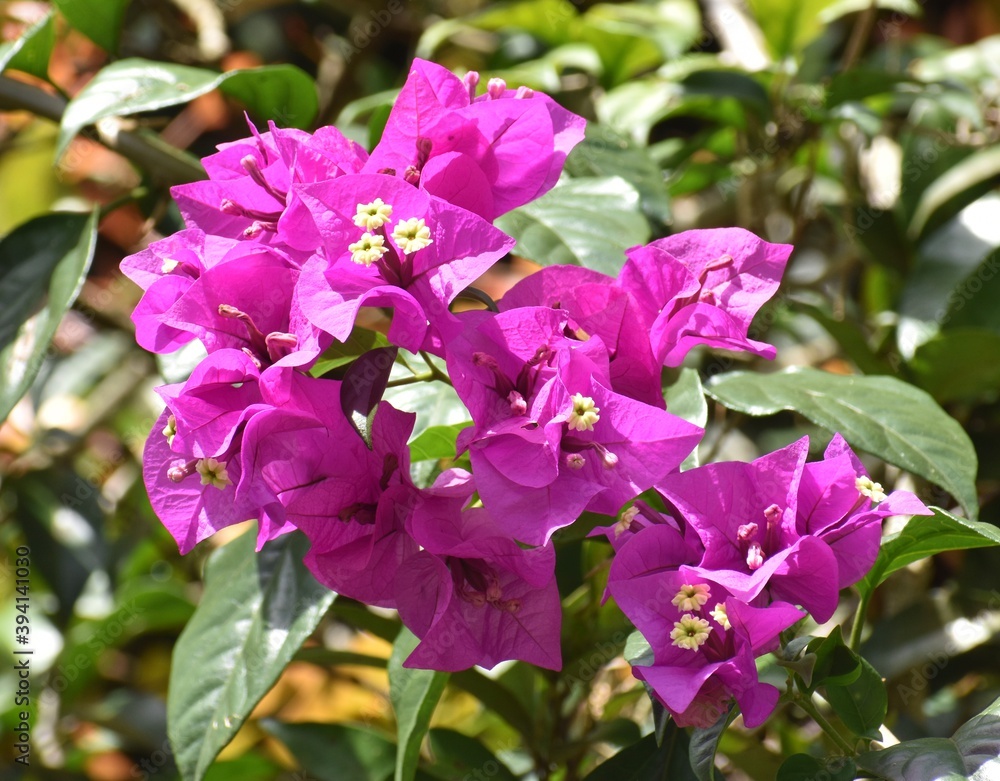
xmin=856 ymin=475 xmax=886 ymax=503
xmin=671 ymin=584 xmax=711 ymax=612
xmin=391 ymin=217 xmax=433 ymax=254
xmin=353 ymin=198 xmax=393 ymax=230
xmin=670 ymin=614 xmax=712 ymax=651
xmin=567 ymin=393 xmax=600 ymax=432
xmin=161 ymin=414 xmax=177 ymax=446
xmin=710 ymin=603 xmax=731 ymax=630
xmin=196 ymin=458 xmax=232 ymax=490
xmin=348 ymin=232 xmax=389 ymax=267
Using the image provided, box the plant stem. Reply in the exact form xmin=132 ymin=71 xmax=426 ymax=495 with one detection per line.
xmin=848 ymin=589 xmax=872 ymax=651
xmin=418 ymin=350 xmax=453 ymax=386
xmin=840 ymin=0 xmax=879 ymax=72
xmin=385 ymin=371 xmax=434 ymax=387
xmin=795 ymin=690 xmax=857 ymax=756
xmin=0 ymin=75 xmax=206 ymax=185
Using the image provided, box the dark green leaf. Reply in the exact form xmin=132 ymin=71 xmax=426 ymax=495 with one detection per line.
xmin=583 ymin=723 xmax=697 ymax=781
xmin=856 ymin=694 xmax=1000 ymax=780
xmin=389 ymin=628 xmax=449 ymax=781
xmin=859 ymin=507 xmax=1000 ymax=595
xmin=52 ymin=0 xmax=130 ymax=53
xmin=167 ymin=531 xmax=336 ymax=781
xmin=807 ymin=627 xmax=862 ymax=691
xmin=689 ymin=707 xmax=735 ymax=781
xmin=0 ymin=11 xmax=54 ymax=80
xmin=408 ymin=422 xmax=472 ymax=462
xmin=941 ymin=247 xmax=1000 ymax=334
xmin=704 ymin=367 xmax=979 ymax=519
xmin=260 ymin=720 xmax=395 ymax=781
xmin=908 ymin=146 xmax=1000 ymax=240
xmin=565 ymin=124 xmax=671 ymax=223
xmin=426 ymin=729 xmax=518 ymax=781
xmin=825 ymin=655 xmax=887 ymax=740
xmin=909 ymin=329 xmax=1000 ymax=402
xmin=495 ymin=176 xmax=650 ymax=276
xmin=0 ymin=209 xmax=97 ymax=421
xmin=341 ymin=346 xmax=398 ymax=448
xmin=58 ymin=59 xmax=318 ymax=158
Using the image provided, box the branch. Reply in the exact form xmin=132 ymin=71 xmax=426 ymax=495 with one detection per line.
xmin=0 ymin=75 xmax=206 ymax=185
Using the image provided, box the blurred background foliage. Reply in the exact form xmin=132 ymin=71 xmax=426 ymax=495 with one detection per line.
xmin=2 ymin=0 xmax=1000 ymax=779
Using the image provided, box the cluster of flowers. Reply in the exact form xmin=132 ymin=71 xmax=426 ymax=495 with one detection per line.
xmin=593 ymin=435 xmax=930 ymax=727
xmin=124 ymin=58 xmax=930 ymax=724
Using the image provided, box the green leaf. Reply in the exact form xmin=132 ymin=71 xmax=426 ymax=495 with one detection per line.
xmin=941 ymin=247 xmax=1000 ymax=334
xmin=909 ymin=328 xmax=1000 ymax=403
xmin=824 ymin=655 xmax=886 ymax=740
xmin=259 ymin=720 xmax=396 ymax=781
xmin=389 ymin=628 xmax=449 ymax=781
xmin=806 ymin=626 xmax=862 ymax=691
xmin=665 ymin=368 xmax=707 ymax=469
xmin=310 ymin=327 xmax=392 ymax=377
xmin=583 ymin=724 xmax=697 ymax=781
xmin=167 ymin=531 xmax=336 ymax=781
xmin=0 ymin=209 xmax=97 ymax=421
xmin=426 ymin=729 xmax=518 ymax=781
xmin=688 ymin=708 xmax=735 ymax=781
xmin=408 ymin=422 xmax=472 ymax=462
xmin=58 ymin=59 xmax=318 ymax=158
xmin=565 ymin=123 xmax=671 ymax=224
xmin=494 ymin=176 xmax=650 ymax=276
xmin=859 ymin=507 xmax=1000 ymax=595
xmin=856 ymin=694 xmax=1000 ymax=780
xmin=52 ymin=0 xmax=130 ymax=53
xmin=704 ymin=367 xmax=979 ymax=519
xmin=384 ymin=356 xmax=467 ymax=440
xmin=0 ymin=11 xmax=54 ymax=81
xmin=340 ymin=346 xmax=398 ymax=448
xmin=908 ymin=145 xmax=1000 ymax=240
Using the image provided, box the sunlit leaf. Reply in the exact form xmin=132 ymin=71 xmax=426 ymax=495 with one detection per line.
xmin=168 ymin=531 xmax=335 ymax=781
xmin=0 ymin=209 xmax=97 ymax=421
xmin=58 ymin=59 xmax=318 ymax=158
xmin=52 ymin=0 xmax=130 ymax=53
xmin=0 ymin=11 xmax=54 ymax=80
xmin=859 ymin=507 xmax=1000 ymax=595
xmin=495 ymin=176 xmax=650 ymax=276
xmin=389 ymin=628 xmax=448 ymax=781
xmin=705 ymin=367 xmax=979 ymax=519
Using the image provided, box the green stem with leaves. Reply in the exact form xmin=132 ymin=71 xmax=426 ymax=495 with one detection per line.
xmin=794 ymin=687 xmax=857 ymax=756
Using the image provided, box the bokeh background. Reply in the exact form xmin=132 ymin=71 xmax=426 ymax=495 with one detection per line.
xmin=3 ymin=0 xmax=1000 ymax=778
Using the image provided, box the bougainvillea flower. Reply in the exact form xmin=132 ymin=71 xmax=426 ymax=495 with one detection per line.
xmin=171 ymin=120 xmax=367 ymax=253
xmin=238 ymin=376 xmax=419 ymax=607
xmin=143 ymin=409 xmax=260 ymax=555
xmin=292 ymin=174 xmax=514 ymax=353
xmin=618 ymin=228 xmax=793 ymax=366
xmin=395 ymin=470 xmax=561 ymax=671
xmin=158 ymin=244 xmax=326 ymax=368
xmin=122 ymin=229 xmax=241 ymax=353
xmin=656 ymin=435 xmax=931 ymax=622
xmin=363 ymin=58 xmax=585 ymax=220
xmin=608 ymin=525 xmax=803 ymax=727
xmin=154 ymin=348 xmax=277 ymax=459
xmin=499 ymin=265 xmax=663 ymax=407
xmin=447 ymin=307 xmax=702 ymax=545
